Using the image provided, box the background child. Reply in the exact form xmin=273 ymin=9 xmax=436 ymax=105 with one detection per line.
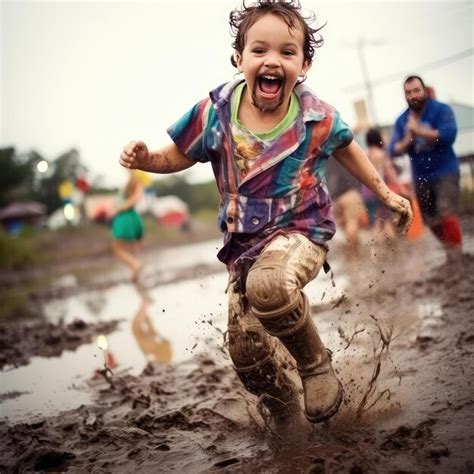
xmin=109 ymin=170 xmax=144 ymax=282
xmin=362 ymin=127 xmax=398 ymax=243
xmin=119 ymin=0 xmax=412 ymax=423
xmin=325 ymin=156 xmax=365 ymax=260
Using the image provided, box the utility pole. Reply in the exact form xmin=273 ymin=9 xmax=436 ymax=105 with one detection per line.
xmin=356 ymin=37 xmax=379 ymax=125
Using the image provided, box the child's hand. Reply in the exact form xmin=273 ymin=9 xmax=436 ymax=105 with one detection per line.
xmin=120 ymin=141 xmax=150 ymax=170
xmin=384 ymin=192 xmax=413 ymax=236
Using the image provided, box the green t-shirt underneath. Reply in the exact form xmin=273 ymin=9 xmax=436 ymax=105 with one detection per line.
xmin=231 ymin=82 xmax=299 ymax=141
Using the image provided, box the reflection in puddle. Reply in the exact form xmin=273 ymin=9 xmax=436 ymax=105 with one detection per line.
xmin=132 ymin=287 xmax=172 ymax=364
xmin=0 ymin=240 xmax=347 ymax=424
xmin=0 ymin=345 xmax=99 ymax=423
xmin=418 ymin=300 xmax=443 ymax=320
xmin=417 ymin=300 xmax=444 ymax=344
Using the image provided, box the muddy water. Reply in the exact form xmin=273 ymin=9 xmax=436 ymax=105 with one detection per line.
xmin=1 ymin=230 xmax=473 ymax=472
xmin=0 ymin=238 xmax=347 ymax=424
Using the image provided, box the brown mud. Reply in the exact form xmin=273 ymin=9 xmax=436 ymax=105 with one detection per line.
xmin=0 ymin=319 xmax=120 ymax=370
xmin=1 ymin=224 xmax=473 ymax=472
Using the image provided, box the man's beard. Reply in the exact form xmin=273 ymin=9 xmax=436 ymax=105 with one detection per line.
xmin=408 ymin=97 xmax=426 ymax=113
xmin=251 ymin=78 xmax=286 ymax=113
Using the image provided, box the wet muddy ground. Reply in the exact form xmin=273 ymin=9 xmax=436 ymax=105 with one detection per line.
xmin=0 ymin=319 xmax=120 ymax=370
xmin=0 ymin=219 xmax=473 ymax=473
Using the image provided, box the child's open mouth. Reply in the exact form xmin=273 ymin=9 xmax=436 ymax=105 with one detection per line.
xmin=257 ymin=74 xmax=284 ymax=99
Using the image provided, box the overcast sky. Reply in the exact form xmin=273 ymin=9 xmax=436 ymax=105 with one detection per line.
xmin=1 ymin=0 xmax=473 ymax=187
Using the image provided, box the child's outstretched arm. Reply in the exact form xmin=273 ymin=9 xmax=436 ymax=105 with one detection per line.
xmin=120 ymin=141 xmax=195 ymax=174
xmin=333 ymin=140 xmax=413 ymax=235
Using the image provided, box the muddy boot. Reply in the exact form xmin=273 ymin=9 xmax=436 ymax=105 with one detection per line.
xmin=256 ymin=294 xmax=343 ymax=423
xmin=228 ymin=324 xmax=299 ymax=421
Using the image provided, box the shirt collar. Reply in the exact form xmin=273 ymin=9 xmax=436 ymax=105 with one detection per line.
xmin=209 ymin=80 xmax=327 ymax=122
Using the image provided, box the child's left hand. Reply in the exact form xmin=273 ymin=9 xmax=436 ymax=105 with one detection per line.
xmin=383 ymin=192 xmax=413 ymax=236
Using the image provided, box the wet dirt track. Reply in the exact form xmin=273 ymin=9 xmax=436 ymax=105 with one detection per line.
xmin=0 ymin=222 xmax=473 ymax=473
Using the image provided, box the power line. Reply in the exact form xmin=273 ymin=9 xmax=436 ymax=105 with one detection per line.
xmin=344 ymin=48 xmax=474 ymax=92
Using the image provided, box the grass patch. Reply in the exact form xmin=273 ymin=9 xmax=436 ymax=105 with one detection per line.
xmin=0 ymin=227 xmax=38 ymax=269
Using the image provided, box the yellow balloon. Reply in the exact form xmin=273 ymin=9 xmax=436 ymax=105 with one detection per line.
xmin=133 ymin=170 xmax=152 ymax=187
xmin=58 ymin=180 xmax=74 ymax=199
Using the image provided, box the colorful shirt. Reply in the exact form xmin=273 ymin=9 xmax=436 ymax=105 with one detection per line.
xmin=167 ymin=80 xmax=353 ymax=272
xmin=388 ymin=98 xmax=459 ymax=182
xmin=230 ymin=82 xmax=299 ymax=180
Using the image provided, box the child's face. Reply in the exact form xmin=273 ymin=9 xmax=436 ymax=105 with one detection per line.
xmin=236 ymin=13 xmax=309 ymax=114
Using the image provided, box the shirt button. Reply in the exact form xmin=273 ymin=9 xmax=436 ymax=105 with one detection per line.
xmin=251 ymin=217 xmax=259 ymax=225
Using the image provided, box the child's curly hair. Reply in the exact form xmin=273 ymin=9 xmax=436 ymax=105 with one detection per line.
xmin=229 ymin=0 xmax=324 ymax=68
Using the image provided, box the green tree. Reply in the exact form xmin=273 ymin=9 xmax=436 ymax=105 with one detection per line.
xmin=0 ymin=147 xmax=35 ymax=207
xmin=0 ymin=147 xmax=89 ymax=214
xmin=33 ymin=148 xmax=87 ymax=213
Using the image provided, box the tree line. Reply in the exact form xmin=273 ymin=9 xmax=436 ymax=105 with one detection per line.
xmin=0 ymin=147 xmax=220 ymax=215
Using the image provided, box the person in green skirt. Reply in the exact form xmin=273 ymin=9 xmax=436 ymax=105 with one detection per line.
xmin=110 ymin=170 xmax=145 ymax=282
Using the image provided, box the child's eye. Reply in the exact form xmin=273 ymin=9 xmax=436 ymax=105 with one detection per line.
xmin=282 ymin=50 xmax=296 ymax=56
xmin=252 ymin=48 xmax=265 ymax=54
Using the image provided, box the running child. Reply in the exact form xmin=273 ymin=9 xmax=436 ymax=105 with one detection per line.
xmin=120 ymin=0 xmax=412 ymax=423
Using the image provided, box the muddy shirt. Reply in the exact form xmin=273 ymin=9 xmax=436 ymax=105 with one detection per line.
xmin=167 ymin=80 xmax=353 ymax=273
xmin=230 ymin=83 xmax=299 ymax=181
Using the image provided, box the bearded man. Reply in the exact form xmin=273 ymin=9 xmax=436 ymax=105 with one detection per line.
xmin=389 ymin=75 xmax=463 ymax=262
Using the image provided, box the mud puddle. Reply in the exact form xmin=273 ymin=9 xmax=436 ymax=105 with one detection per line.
xmin=1 ymin=230 xmax=473 ymax=472
xmin=0 ymin=237 xmax=347 ymax=425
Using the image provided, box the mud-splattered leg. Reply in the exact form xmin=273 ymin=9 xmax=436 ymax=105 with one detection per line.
xmin=246 ymin=234 xmax=343 ymax=423
xmin=227 ymin=282 xmax=298 ymax=420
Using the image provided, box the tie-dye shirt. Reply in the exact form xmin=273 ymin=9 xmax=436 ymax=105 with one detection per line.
xmin=231 ymin=82 xmax=299 ymax=180
xmin=167 ymin=80 xmax=353 ymax=273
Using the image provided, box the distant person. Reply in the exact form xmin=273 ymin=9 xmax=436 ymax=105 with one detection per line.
xmin=110 ymin=170 xmax=145 ymax=282
xmin=119 ymin=0 xmax=412 ymax=423
xmin=362 ymin=128 xmax=397 ymax=242
xmin=325 ymin=157 xmax=365 ymax=259
xmin=389 ymin=75 xmax=462 ymax=262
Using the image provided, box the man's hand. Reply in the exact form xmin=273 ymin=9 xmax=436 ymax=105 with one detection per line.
xmin=407 ymin=114 xmax=440 ymax=143
xmin=393 ymin=121 xmax=414 ymax=156
xmin=406 ymin=113 xmax=420 ymax=135
xmin=120 ymin=141 xmax=151 ymax=170
xmin=384 ymin=192 xmax=413 ymax=236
